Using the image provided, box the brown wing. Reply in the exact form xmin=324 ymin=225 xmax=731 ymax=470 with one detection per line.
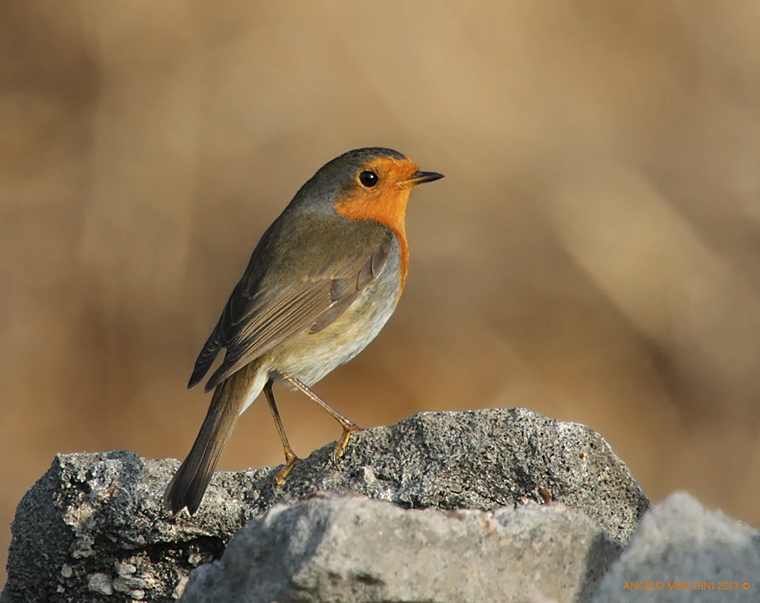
xmin=189 ymin=213 xmax=393 ymax=392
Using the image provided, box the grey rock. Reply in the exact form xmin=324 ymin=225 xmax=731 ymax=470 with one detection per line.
xmin=591 ymin=492 xmax=760 ymax=603
xmin=2 ymin=408 xmax=649 ymax=602
xmin=180 ymin=493 xmax=622 ymax=603
xmin=88 ymin=573 xmax=113 ymax=596
xmin=3 ymin=449 xmax=236 ymax=603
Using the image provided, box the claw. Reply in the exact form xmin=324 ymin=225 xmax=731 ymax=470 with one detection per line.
xmin=331 ymin=425 xmax=364 ymax=467
xmin=274 ymin=455 xmax=301 ymax=485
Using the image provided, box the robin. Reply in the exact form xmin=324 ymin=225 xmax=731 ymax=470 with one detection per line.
xmin=164 ymin=147 xmax=443 ymax=515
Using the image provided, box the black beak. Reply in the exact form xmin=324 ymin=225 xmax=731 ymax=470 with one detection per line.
xmin=406 ymin=170 xmax=444 ymax=185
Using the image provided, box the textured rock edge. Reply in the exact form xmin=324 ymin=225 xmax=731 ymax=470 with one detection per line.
xmin=178 ymin=491 xmax=760 ymax=603
xmin=3 ymin=408 xmax=651 ymax=602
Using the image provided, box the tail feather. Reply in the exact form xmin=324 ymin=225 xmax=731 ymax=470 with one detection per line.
xmin=164 ymin=365 xmax=262 ymax=515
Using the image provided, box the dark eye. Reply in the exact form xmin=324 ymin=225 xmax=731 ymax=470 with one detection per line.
xmin=359 ymin=171 xmax=378 ymax=187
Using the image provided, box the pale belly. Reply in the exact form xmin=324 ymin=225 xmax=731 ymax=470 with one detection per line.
xmin=262 ymin=243 xmax=403 ymax=386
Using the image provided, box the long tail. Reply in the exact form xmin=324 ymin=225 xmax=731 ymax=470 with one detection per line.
xmin=164 ymin=364 xmax=263 ymax=515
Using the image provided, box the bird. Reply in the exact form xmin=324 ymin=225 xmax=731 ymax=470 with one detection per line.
xmin=163 ymin=147 xmax=443 ymax=515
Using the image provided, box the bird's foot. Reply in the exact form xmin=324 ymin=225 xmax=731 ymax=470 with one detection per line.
xmin=274 ymin=454 xmax=301 ymax=485
xmin=331 ymin=424 xmax=364 ymax=467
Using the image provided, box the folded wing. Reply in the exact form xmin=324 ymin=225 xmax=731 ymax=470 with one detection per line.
xmin=189 ymin=215 xmax=393 ymax=392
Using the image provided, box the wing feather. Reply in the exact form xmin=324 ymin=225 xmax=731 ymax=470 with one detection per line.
xmin=189 ymin=214 xmax=394 ymax=392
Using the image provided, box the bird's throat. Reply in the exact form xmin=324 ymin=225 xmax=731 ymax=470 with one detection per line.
xmin=334 ymin=191 xmax=411 ymax=288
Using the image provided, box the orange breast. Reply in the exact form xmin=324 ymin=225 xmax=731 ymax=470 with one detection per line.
xmin=334 ymin=157 xmax=419 ymax=289
xmin=334 ymin=196 xmax=409 ymax=288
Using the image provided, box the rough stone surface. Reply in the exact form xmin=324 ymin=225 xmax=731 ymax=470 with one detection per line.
xmin=591 ymin=492 xmax=760 ymax=603
xmin=180 ymin=493 xmax=622 ymax=603
xmin=2 ymin=408 xmax=649 ymax=602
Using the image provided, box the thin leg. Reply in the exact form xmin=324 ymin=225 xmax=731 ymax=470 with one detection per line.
xmin=283 ymin=375 xmax=364 ymax=464
xmin=264 ymin=379 xmax=300 ymax=484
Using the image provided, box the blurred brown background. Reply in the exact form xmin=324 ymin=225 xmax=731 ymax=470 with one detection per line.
xmin=3 ymin=0 xmax=760 ymax=583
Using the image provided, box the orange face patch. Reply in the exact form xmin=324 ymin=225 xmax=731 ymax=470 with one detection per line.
xmin=333 ymin=156 xmax=422 ymax=288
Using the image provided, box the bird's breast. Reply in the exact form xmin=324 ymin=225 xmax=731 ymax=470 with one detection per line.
xmin=265 ymin=238 xmax=403 ymax=385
